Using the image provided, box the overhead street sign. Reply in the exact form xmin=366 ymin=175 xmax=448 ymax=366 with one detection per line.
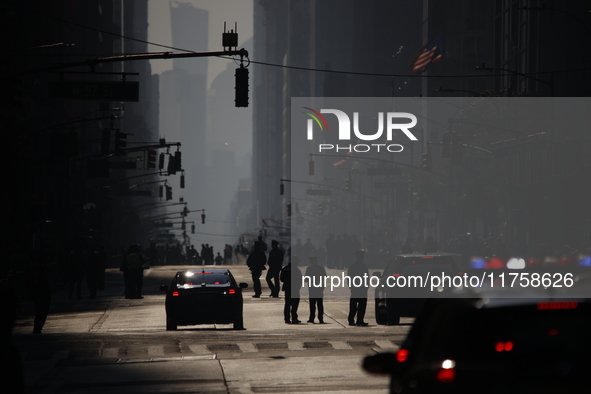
xmin=48 ymin=81 xmax=139 ymax=101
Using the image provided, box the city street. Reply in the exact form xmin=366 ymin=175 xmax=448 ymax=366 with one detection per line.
xmin=13 ymin=265 xmax=410 ymax=393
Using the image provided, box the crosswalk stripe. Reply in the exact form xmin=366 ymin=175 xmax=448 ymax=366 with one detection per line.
xmin=288 ymin=342 xmax=305 ymax=351
xmin=237 ymin=342 xmax=258 ymax=352
xmin=329 ymin=341 xmax=353 ymax=350
xmin=188 ymin=344 xmax=211 ymax=355
xmin=148 ymin=346 xmax=164 ymax=356
xmin=374 ymin=340 xmax=399 ymax=350
xmin=102 ymin=347 xmax=119 ymax=358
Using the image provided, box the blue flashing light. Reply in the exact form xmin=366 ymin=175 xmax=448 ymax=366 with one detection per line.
xmin=579 ymin=256 xmax=591 ymax=267
xmin=470 ymin=257 xmax=486 ymax=269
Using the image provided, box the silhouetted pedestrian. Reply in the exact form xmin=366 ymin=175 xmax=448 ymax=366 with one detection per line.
xmin=281 ymin=250 xmax=301 ymax=324
xmin=305 ymin=256 xmax=326 ymax=323
xmin=266 ymin=240 xmax=284 ymax=297
xmin=214 ymin=252 xmax=224 ymax=266
xmin=121 ymin=244 xmax=146 ymax=299
xmin=347 ymin=250 xmax=369 ymax=326
xmin=246 ymin=241 xmax=266 ymax=297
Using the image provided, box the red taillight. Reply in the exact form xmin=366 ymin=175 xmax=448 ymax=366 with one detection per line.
xmin=548 ymin=329 xmax=559 ymax=336
xmin=228 ymin=289 xmax=236 ymax=294
xmin=495 ymin=341 xmax=513 ymax=352
xmin=172 ymin=291 xmax=180 ymax=296
xmin=537 ymin=301 xmax=578 ymax=310
xmin=436 ymin=368 xmax=455 ymax=383
xmin=396 ymin=349 xmax=409 ymax=362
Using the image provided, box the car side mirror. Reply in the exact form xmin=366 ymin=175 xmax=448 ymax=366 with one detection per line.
xmin=239 ymin=282 xmax=248 ymax=289
xmin=159 ymin=285 xmax=169 ymax=291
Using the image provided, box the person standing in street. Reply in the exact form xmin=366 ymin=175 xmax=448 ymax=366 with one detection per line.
xmin=305 ymin=256 xmax=326 ymax=323
xmin=281 ymin=250 xmax=301 ymax=324
xmin=246 ymin=241 xmax=266 ymax=298
xmin=266 ymin=240 xmax=284 ymax=297
xmin=347 ymin=250 xmax=369 ymax=326
xmin=121 ymin=244 xmax=146 ymax=299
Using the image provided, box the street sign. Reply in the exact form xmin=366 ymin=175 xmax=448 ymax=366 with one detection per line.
xmin=48 ymin=81 xmax=139 ymax=101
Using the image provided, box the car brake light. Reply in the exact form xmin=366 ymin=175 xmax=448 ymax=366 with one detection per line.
xmin=172 ymin=291 xmax=180 ymax=296
xmin=537 ymin=301 xmax=578 ymax=310
xmin=548 ymin=329 xmax=559 ymax=336
xmin=396 ymin=349 xmax=409 ymax=362
xmin=228 ymin=289 xmax=236 ymax=294
xmin=495 ymin=341 xmax=513 ymax=352
xmin=436 ymin=368 xmax=455 ymax=383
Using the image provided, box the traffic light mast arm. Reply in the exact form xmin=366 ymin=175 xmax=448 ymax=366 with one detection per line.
xmin=16 ymin=49 xmax=249 ymax=77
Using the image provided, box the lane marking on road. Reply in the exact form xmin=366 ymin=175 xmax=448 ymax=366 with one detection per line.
xmin=374 ymin=340 xmax=399 ymax=349
xmin=148 ymin=345 xmax=165 ymax=357
xmin=116 ymin=355 xmax=216 ymax=364
xmin=288 ymin=342 xmax=305 ymax=351
xmin=188 ymin=344 xmax=211 ymax=355
xmin=237 ymin=342 xmax=258 ymax=352
xmin=329 ymin=341 xmax=353 ymax=350
xmin=102 ymin=348 xmax=119 ymax=358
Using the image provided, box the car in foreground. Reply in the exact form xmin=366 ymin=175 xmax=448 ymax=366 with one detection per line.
xmin=364 ymin=296 xmax=591 ymax=393
xmin=374 ymin=253 xmax=463 ymax=325
xmin=160 ymin=268 xmax=248 ymax=330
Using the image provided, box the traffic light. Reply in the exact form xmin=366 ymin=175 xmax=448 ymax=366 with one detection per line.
xmin=158 ymin=152 xmax=165 ymax=170
xmin=287 ymin=203 xmax=292 ymax=217
xmin=174 ymin=151 xmax=182 ymax=172
xmin=114 ymin=130 xmax=126 ymax=153
xmin=201 ymin=213 xmax=205 ymax=224
xmin=165 ymin=185 xmax=172 ymax=201
xmin=309 ymin=158 xmax=315 ymax=176
xmin=182 ymin=205 xmax=188 ymax=216
xmin=345 ymin=178 xmax=352 ymax=190
xmin=191 ymin=224 xmax=195 ymax=234
xmin=181 ymin=219 xmax=186 ymax=230
xmin=147 ymin=149 xmax=157 ymax=169
xmin=167 ymin=153 xmax=177 ymax=175
xmin=180 ymin=174 xmax=185 ymax=189
xmin=235 ymin=65 xmax=249 ymax=107
xmin=280 ymin=182 xmax=284 ymax=195
xmin=101 ymin=129 xmax=110 ymax=154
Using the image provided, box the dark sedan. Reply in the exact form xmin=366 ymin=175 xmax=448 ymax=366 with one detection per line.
xmin=160 ymin=268 xmax=248 ymax=330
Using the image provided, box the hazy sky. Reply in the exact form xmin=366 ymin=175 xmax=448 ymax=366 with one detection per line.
xmin=147 ymin=0 xmax=253 ymax=86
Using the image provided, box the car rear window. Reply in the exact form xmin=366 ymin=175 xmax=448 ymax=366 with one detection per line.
xmin=177 ymin=271 xmax=230 ymax=286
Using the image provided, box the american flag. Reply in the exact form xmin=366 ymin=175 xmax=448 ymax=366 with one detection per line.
xmin=412 ymin=33 xmax=443 ymax=73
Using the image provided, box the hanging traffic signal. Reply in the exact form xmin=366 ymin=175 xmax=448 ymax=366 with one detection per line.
xmin=180 ymin=174 xmax=185 ymax=188
xmin=182 ymin=205 xmax=188 ymax=216
xmin=181 ymin=219 xmax=186 ymax=230
xmin=174 ymin=151 xmax=182 ymax=171
xmin=114 ymin=130 xmax=126 ymax=153
xmin=147 ymin=149 xmax=157 ymax=169
xmin=191 ymin=224 xmax=195 ymax=234
xmin=287 ymin=203 xmax=292 ymax=216
xmin=235 ymin=65 xmax=249 ymax=107
xmin=345 ymin=178 xmax=352 ymax=190
xmin=280 ymin=182 xmax=284 ymax=195
xmin=167 ymin=153 xmax=177 ymax=175
xmin=309 ymin=158 xmax=315 ymax=176
xmin=201 ymin=213 xmax=205 ymax=224
xmin=158 ymin=152 xmax=165 ymax=170
xmin=165 ymin=186 xmax=172 ymax=201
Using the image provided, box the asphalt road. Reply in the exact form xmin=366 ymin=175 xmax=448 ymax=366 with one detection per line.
xmin=12 ymin=264 xmax=412 ymax=393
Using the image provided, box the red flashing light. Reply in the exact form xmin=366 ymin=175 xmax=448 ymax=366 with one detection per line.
xmin=228 ymin=289 xmax=236 ymax=294
xmin=485 ymin=257 xmax=504 ymax=269
xmin=548 ymin=329 xmax=559 ymax=336
xmin=537 ymin=301 xmax=578 ymax=310
xmin=390 ymin=273 xmax=401 ymax=277
xmin=172 ymin=291 xmax=180 ymax=297
xmin=436 ymin=368 xmax=455 ymax=383
xmin=495 ymin=341 xmax=514 ymax=352
xmin=396 ymin=349 xmax=409 ymax=362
